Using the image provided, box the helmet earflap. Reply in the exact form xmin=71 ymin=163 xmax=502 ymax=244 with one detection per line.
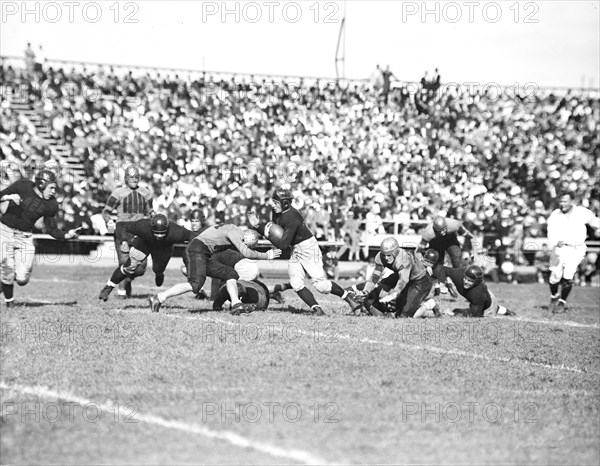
xmin=272 ymin=188 xmax=293 ymax=211
xmin=34 ymin=169 xmax=57 ymax=191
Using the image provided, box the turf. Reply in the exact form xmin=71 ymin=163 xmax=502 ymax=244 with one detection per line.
xmin=1 ymin=264 xmax=599 ymax=465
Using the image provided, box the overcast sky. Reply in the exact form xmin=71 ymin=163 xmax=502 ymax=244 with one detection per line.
xmin=2 ymin=1 xmax=599 ymax=88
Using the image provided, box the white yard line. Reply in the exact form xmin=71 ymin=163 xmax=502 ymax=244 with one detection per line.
xmin=117 ymin=309 xmax=595 ymax=375
xmin=0 ymin=381 xmax=328 ymax=465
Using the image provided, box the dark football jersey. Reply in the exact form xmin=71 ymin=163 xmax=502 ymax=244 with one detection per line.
xmin=117 ymin=219 xmax=195 ymax=255
xmin=434 ymin=266 xmax=492 ymax=316
xmin=0 ymin=180 xmax=65 ymax=239
xmin=261 ymin=207 xmax=313 ymax=249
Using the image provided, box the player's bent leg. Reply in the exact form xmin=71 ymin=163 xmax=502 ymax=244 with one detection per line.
xmin=152 ymin=282 xmax=194 ymax=312
xmin=14 ymin=236 xmax=35 ymax=287
xmin=235 ymin=259 xmax=260 ymax=281
xmin=413 ymin=298 xmax=440 ymax=318
xmin=447 ymin=245 xmax=463 ymax=268
xmin=398 ymin=276 xmax=433 ymax=318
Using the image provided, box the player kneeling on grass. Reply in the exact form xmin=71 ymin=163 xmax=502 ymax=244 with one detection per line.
xmin=348 ymin=238 xmax=433 ymax=318
xmin=248 ymin=188 xmax=361 ymax=316
xmin=99 ymin=214 xmax=196 ymax=301
xmin=428 ymin=260 xmax=515 ymax=317
xmin=148 ymin=225 xmax=281 ymax=314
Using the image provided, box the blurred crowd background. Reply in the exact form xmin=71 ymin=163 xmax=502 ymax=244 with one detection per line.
xmin=1 ymin=46 xmax=599 ymax=273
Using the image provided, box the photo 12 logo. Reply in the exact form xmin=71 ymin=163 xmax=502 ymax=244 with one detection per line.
xmin=400 ymin=1 xmax=540 ymax=24
xmin=1 ymin=401 xmax=140 ymax=424
xmin=1 ymin=2 xmax=140 ymax=24
xmin=201 ymin=1 xmax=341 ymax=23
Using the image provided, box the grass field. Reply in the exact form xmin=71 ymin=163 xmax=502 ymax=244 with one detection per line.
xmin=1 ymin=263 xmax=599 ymax=465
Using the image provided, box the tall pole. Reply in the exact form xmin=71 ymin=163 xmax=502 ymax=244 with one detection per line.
xmin=335 ymin=1 xmax=346 ymax=80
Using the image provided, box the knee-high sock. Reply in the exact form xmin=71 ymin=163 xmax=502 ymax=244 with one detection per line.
xmin=273 ymin=283 xmax=292 ymax=293
xmin=296 ymin=287 xmax=318 ymax=308
xmin=330 ymin=281 xmax=346 ymax=298
xmin=560 ymin=279 xmax=573 ymax=301
xmin=2 ymin=283 xmax=14 ymax=301
xmin=549 ymin=282 xmax=559 ymax=297
xmin=109 ymin=267 xmax=128 ymax=286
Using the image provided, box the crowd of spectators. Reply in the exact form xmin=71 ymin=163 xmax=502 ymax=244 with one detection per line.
xmin=1 ymin=54 xmax=599 ymax=264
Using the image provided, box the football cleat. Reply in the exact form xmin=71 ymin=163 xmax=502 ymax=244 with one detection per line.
xmin=344 ymin=295 xmax=363 ymax=315
xmin=230 ymin=302 xmax=255 ymax=316
xmin=148 ymin=295 xmax=161 ymax=313
xmin=124 ymin=279 xmax=132 ymax=298
xmin=270 ymin=290 xmax=284 ymax=304
xmin=155 ymin=274 xmax=164 ymax=287
xmin=549 ymin=295 xmax=559 ymax=313
xmin=195 ymin=289 xmax=209 ymax=300
xmin=99 ymin=285 xmax=114 ymax=301
xmin=553 ymin=300 xmax=567 ymax=314
xmin=503 ymin=308 xmax=516 ymax=316
xmin=311 ymin=305 xmax=326 ymax=316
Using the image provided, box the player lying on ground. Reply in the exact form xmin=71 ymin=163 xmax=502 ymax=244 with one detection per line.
xmin=148 ymin=225 xmax=281 ymax=314
xmin=546 ymin=191 xmax=600 ymax=313
xmin=101 ymin=165 xmax=154 ymax=299
xmin=212 ymin=279 xmax=272 ymax=312
xmin=424 ymin=253 xmax=515 ymax=317
xmin=98 ymin=214 xmax=195 ymax=301
xmin=0 ymin=169 xmax=81 ymax=307
xmin=248 ymin=188 xmax=361 ymax=316
xmin=348 ymin=237 xmax=433 ymax=318
xmin=181 ymin=246 xmax=265 ymax=312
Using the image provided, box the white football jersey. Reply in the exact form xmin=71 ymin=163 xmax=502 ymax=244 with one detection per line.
xmin=547 ymin=206 xmax=600 ymax=247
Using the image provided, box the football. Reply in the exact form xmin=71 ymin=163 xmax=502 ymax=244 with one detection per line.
xmin=266 ymin=222 xmax=285 ymax=244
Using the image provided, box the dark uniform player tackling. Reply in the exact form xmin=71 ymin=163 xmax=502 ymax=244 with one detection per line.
xmin=426 ymin=258 xmax=515 ymax=317
xmin=0 ymin=170 xmax=80 ymax=306
xmin=101 ymin=165 xmax=154 ymax=298
xmin=248 ymin=188 xmax=360 ymax=316
xmin=98 ymin=214 xmax=195 ymax=301
xmin=418 ymin=216 xmax=475 ymax=268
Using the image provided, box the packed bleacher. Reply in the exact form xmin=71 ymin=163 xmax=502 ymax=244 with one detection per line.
xmin=1 ymin=56 xmax=599 ymax=263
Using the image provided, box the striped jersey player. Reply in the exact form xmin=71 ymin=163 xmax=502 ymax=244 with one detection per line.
xmin=101 ymin=165 xmax=154 ymax=298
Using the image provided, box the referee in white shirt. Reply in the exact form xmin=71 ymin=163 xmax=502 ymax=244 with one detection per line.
xmin=546 ymin=191 xmax=600 ymax=313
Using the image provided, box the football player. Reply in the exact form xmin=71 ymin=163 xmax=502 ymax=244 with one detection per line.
xmin=248 ymin=188 xmax=361 ymax=316
xmin=0 ymin=169 xmax=81 ymax=307
xmin=418 ymin=216 xmax=476 ymax=268
xmin=546 ymin=191 xmax=600 ymax=313
xmin=349 ymin=237 xmax=433 ymax=318
xmin=148 ymin=224 xmax=281 ymax=314
xmin=212 ymin=279 xmax=271 ymax=312
xmin=180 ymin=208 xmax=211 ymax=299
xmin=98 ymin=214 xmax=195 ymax=301
xmin=430 ymin=262 xmax=515 ymax=317
xmin=101 ymin=165 xmax=154 ymax=298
